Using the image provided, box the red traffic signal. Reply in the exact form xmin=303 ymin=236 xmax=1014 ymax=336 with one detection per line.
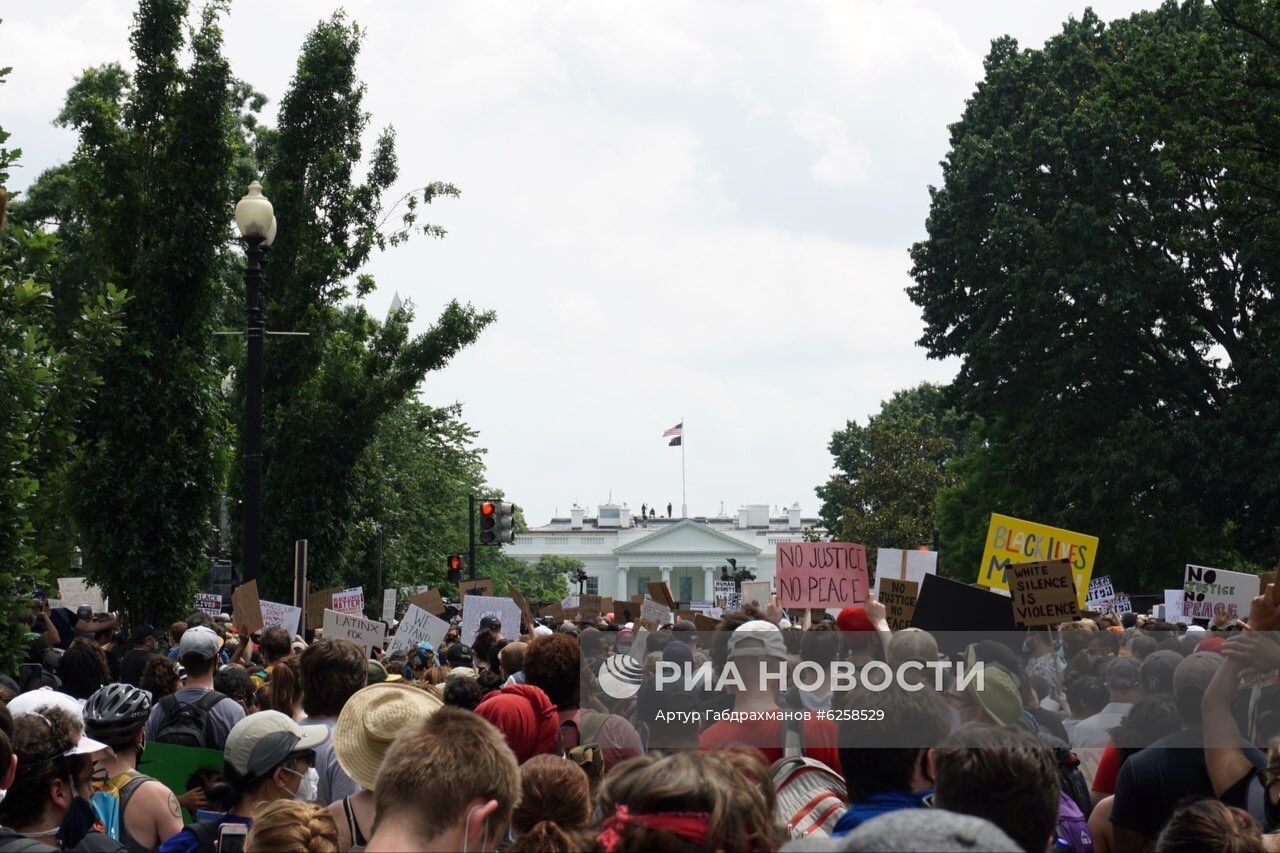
xmin=480 ymin=501 xmax=496 ymax=517
xmin=447 ymin=554 xmax=463 ymax=571
xmin=478 ymin=499 xmax=516 ymax=545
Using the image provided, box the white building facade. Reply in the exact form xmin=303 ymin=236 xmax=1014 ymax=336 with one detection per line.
xmin=506 ymin=503 xmax=821 ymax=603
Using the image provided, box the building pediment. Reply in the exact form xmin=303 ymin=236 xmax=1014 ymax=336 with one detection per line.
xmin=613 ymin=520 xmax=761 ymax=556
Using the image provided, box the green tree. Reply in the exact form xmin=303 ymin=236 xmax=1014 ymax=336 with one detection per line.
xmin=908 ymin=3 xmax=1280 ymax=590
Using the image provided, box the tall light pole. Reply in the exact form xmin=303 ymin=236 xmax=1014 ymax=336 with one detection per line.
xmin=234 ymin=181 xmax=275 ymax=585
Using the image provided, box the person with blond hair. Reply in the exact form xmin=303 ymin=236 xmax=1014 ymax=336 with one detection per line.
xmin=245 ymin=801 xmax=338 ymax=853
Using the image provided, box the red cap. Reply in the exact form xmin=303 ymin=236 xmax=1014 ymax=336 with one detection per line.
xmin=1196 ymin=636 xmax=1227 ymax=656
xmin=836 ymin=607 xmax=875 ymax=632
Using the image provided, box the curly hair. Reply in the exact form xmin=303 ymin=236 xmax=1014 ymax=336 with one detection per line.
xmin=59 ymin=638 xmax=111 ymax=700
xmin=523 ymin=633 xmax=581 ymax=708
xmin=0 ymin=706 xmax=81 ymax=829
xmin=140 ymin=654 xmax=181 ymax=702
xmin=246 ymin=799 xmax=339 ymax=852
xmin=442 ymin=673 xmax=485 ymax=711
xmin=510 ymin=755 xmax=591 ymax=853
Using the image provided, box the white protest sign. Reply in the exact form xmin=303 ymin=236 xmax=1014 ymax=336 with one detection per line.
xmin=321 ymin=608 xmax=385 ymax=654
xmin=58 ymin=577 xmax=107 ymax=611
xmin=871 ymin=549 xmax=938 ymax=598
xmin=260 ymin=600 xmax=302 ymax=637
xmin=332 ymin=587 xmax=365 ymax=615
xmin=740 ymin=581 xmax=772 ymax=607
xmin=1164 ymin=589 xmax=1191 ymax=625
xmin=387 ymin=604 xmax=450 ymax=655
xmin=460 ymin=595 xmax=523 ymax=646
xmin=560 ymin=595 xmax=580 ymax=609
xmin=1111 ymin=593 xmax=1132 ymax=614
xmin=1086 ymin=576 xmax=1116 ymax=610
xmin=381 ymin=588 xmax=397 ymax=623
xmin=640 ymin=597 xmax=671 ymax=626
xmin=194 ymin=593 xmax=222 ymax=616
xmin=1183 ymin=564 xmax=1259 ymax=621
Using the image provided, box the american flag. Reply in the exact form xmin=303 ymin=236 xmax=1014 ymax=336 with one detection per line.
xmin=662 ymin=422 xmax=683 ymax=438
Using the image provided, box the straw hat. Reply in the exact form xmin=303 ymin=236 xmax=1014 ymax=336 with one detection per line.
xmin=334 ymin=682 xmax=443 ymax=790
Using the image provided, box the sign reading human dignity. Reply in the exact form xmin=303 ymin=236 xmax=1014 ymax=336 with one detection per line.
xmin=775 ymin=541 xmax=869 ymax=608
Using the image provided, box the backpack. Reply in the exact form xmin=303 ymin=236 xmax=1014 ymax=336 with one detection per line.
xmin=153 ymin=690 xmax=226 ymax=749
xmin=1054 ymin=790 xmax=1094 ymax=853
xmin=91 ymin=772 xmax=151 ymax=842
xmin=770 ymin=716 xmax=848 ymax=839
xmin=559 ymin=711 xmax=608 ymax=788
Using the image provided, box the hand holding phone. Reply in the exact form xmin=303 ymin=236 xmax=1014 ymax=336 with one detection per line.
xmin=218 ymin=822 xmax=247 ymax=853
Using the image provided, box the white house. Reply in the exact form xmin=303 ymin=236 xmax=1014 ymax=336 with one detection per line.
xmin=506 ymin=502 xmax=821 ymax=603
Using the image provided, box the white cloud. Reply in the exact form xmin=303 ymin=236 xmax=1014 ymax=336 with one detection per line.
xmin=789 ymin=108 xmax=872 ymax=188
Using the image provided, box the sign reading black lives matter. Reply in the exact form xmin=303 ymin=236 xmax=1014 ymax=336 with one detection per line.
xmin=1010 ymin=559 xmax=1079 ymax=626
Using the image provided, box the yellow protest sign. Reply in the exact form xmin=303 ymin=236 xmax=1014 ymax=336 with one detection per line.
xmin=978 ymin=513 xmax=1097 ymax=607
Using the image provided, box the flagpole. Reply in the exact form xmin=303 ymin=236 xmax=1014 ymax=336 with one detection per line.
xmin=681 ymin=415 xmax=687 ymax=518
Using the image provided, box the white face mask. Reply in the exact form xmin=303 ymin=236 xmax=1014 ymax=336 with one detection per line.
xmin=282 ymin=766 xmax=319 ymax=802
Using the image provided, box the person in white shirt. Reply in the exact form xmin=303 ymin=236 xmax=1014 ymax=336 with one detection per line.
xmin=1069 ymin=655 xmax=1141 ymax=785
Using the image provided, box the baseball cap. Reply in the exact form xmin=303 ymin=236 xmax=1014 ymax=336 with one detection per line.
xmin=129 ymin=624 xmax=158 ymax=646
xmin=1173 ymin=651 xmax=1223 ymax=697
xmin=1140 ymin=650 xmax=1183 ymax=694
xmin=178 ymin=626 xmax=223 ymax=661
xmin=6 ymin=689 xmax=109 ymax=755
xmin=445 ymin=643 xmax=474 ymax=667
xmin=964 ymin=646 xmax=1022 ymax=727
xmin=1196 ymin=636 xmax=1227 ymax=655
xmin=836 ymin=607 xmax=875 ymax=633
xmin=727 ymin=620 xmax=788 ymax=661
xmin=224 ymin=710 xmax=329 ymax=777
xmin=888 ymin=628 xmax=939 ymax=669
xmin=479 ymin=615 xmax=502 ymax=632
xmin=1106 ymin=656 xmax=1141 ymax=690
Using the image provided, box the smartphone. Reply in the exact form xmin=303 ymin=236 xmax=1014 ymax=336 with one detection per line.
xmin=218 ymin=822 xmax=247 ymax=853
xmin=19 ymin=663 xmax=41 ymax=693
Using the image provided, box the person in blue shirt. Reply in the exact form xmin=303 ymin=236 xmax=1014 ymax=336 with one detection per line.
xmin=833 ymin=679 xmax=952 ymax=836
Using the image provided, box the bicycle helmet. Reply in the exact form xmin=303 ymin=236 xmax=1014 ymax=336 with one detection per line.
xmin=84 ymin=682 xmax=151 ymax=745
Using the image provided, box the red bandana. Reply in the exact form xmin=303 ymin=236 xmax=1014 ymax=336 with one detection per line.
xmin=597 ymin=805 xmax=723 ymax=852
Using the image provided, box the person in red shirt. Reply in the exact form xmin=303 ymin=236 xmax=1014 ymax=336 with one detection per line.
xmin=698 ymin=619 xmax=841 ymax=771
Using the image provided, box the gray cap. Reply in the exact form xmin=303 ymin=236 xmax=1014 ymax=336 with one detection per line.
xmin=781 ymin=808 xmax=1020 ymax=852
xmin=1173 ymin=651 xmax=1223 ymax=696
xmin=1140 ymin=650 xmax=1183 ymax=694
xmin=178 ymin=626 xmax=223 ymax=661
xmin=1106 ymin=656 xmax=1141 ymax=690
xmin=224 ymin=710 xmax=329 ymax=777
xmin=727 ymin=620 xmax=788 ymax=661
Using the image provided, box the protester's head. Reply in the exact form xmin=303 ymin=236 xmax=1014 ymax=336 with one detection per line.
xmin=500 ymin=642 xmax=527 ymax=681
xmin=726 ymin=620 xmax=788 ymax=695
xmin=58 ymin=637 xmax=110 ymax=700
xmin=888 ymin=628 xmax=940 ymax=673
xmin=838 ymin=682 xmax=950 ymax=802
xmin=593 ymin=750 xmax=782 ymax=852
xmin=334 ymin=682 xmax=443 ymax=792
xmin=267 ymin=653 xmax=303 ymax=719
xmin=83 ymin=683 xmax=151 ymax=752
xmin=369 ymin=707 xmax=519 ymax=853
xmin=169 ymin=621 xmax=188 ymax=646
xmin=1130 ymin=633 xmax=1159 ymax=662
xmin=934 ymin=724 xmax=1059 ymax=853
xmin=216 ymin=664 xmax=256 ymax=713
xmin=839 ymin=809 xmax=1022 ymax=852
xmin=300 ymin=639 xmax=367 ymax=718
xmin=509 ymin=755 xmax=591 ymax=853
xmin=1105 ymin=655 xmax=1141 ymax=701
xmin=951 ymin=650 xmax=1022 ymax=727
xmin=0 ymin=705 xmax=102 ymax=832
xmin=1173 ymin=651 xmax=1223 ymax=727
xmin=1153 ymin=798 xmax=1264 ymax=853
xmin=208 ymin=711 xmax=329 ymax=811
xmin=473 ymin=631 xmax=500 ymax=675
xmin=245 ymin=799 xmax=339 ymax=852
xmin=475 ymin=684 xmax=559 ymax=764
xmin=1109 ymin=694 xmax=1180 ymax=760
xmin=129 ymin=623 xmax=158 ymax=651
xmin=260 ymin=627 xmax=293 ymax=664
xmin=443 ymin=673 xmax=486 ymax=711
xmin=140 ymin=654 xmax=181 ymax=701
xmin=178 ymin=625 xmax=223 ymax=679
xmin=523 ymin=633 xmax=581 ymax=709
xmin=445 ymin=642 xmax=475 ymax=670
xmin=1140 ymin=649 xmax=1183 ymax=695
xmin=1065 ymin=676 xmax=1108 ymax=720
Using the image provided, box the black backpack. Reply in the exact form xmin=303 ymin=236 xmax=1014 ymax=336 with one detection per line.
xmin=153 ymin=690 xmax=226 ymax=749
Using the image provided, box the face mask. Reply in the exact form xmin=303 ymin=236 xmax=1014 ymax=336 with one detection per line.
xmin=282 ymin=766 xmax=319 ymax=802
xmin=56 ymin=782 xmax=100 ymax=849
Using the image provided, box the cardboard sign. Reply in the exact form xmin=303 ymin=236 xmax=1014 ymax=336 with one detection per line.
xmin=460 ymin=578 xmax=495 ymax=602
xmin=260 ymin=600 xmax=302 ymax=637
xmin=580 ymin=595 xmax=602 ymax=620
xmin=1183 ymin=564 xmax=1259 ymax=621
xmin=640 ymin=597 xmax=672 ymax=627
xmin=387 ymin=604 xmax=450 ymax=654
xmin=601 ymin=596 xmax=614 ymax=617
xmin=646 ymin=582 xmax=676 ymax=609
xmin=57 ymin=577 xmax=107 ymax=612
xmin=332 ymin=587 xmax=365 ymax=615
xmin=1009 ymin=560 xmax=1079 ymax=626
xmin=878 ymin=578 xmax=918 ymax=631
xmin=306 ymin=587 xmax=341 ymax=631
xmin=913 ymin=573 xmax=1016 ymax=633
xmin=561 ymin=595 xmax=580 ymax=609
xmin=230 ymin=580 xmax=263 ymax=635
xmin=979 ymin=514 xmax=1097 ymax=607
xmin=410 ymin=588 xmax=446 ymax=616
xmin=1164 ymin=589 xmax=1191 ymax=625
xmin=508 ymin=585 xmax=536 ymax=632
xmin=321 ymin=608 xmax=386 ymax=654
xmin=775 ymin=541 xmax=869 ymax=609
xmin=630 ymin=594 xmax=644 ymax=605
xmin=740 ymin=581 xmax=772 ymax=607
xmin=871 ymin=549 xmax=937 ymax=598
xmin=540 ymin=602 xmax=564 ymax=621
xmin=381 ymin=588 xmax=397 ymax=623
xmin=194 ymin=593 xmax=222 ymax=617
xmin=629 ymin=628 xmax=649 ymax=661
xmin=461 ymin=595 xmax=523 ymax=645
xmin=693 ymin=613 xmax=720 ymax=631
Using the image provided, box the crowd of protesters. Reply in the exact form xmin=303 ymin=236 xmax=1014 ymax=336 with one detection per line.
xmin=0 ymin=583 xmax=1278 ymax=852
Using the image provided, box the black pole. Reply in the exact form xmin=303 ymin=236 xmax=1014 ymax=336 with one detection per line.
xmin=242 ymin=236 xmax=266 ymax=584
xmin=468 ymin=494 xmax=477 ymax=580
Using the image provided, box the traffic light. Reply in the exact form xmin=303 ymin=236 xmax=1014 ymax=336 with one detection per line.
xmin=479 ymin=500 xmax=516 ymax=545
xmin=447 ymin=554 xmax=463 ymax=585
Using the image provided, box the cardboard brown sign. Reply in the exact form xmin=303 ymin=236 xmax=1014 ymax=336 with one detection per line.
xmin=1010 ymin=559 xmax=1079 ymax=627
xmin=540 ymin=602 xmax=564 ymax=621
xmin=878 ymin=577 xmax=918 ymax=631
xmin=306 ymin=587 xmax=341 ymax=631
xmin=509 ymin=585 xmax=535 ymax=632
xmin=580 ymin=594 xmax=602 ymax=620
xmin=647 ymin=581 xmax=676 ymax=609
xmin=230 ymin=580 xmax=264 ymax=635
xmin=630 ymin=594 xmax=644 ymax=605
xmin=692 ymin=614 xmax=720 ymax=631
xmin=410 ymin=588 xmax=446 ymax=616
xmin=459 ymin=578 xmax=495 ymax=602
xmin=601 ymin=596 xmax=614 ymax=617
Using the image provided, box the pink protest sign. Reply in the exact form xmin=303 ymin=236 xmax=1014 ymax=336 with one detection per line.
xmin=775 ymin=541 xmax=869 ymax=609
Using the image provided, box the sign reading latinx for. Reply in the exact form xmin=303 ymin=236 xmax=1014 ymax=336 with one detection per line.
xmin=776 ymin=541 xmax=869 ymax=609
xmin=980 ymin=513 xmax=1097 ymax=607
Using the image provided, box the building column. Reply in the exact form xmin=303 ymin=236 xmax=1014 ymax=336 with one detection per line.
xmin=660 ymin=566 xmax=672 ymax=591
xmin=703 ymin=566 xmax=717 ymax=600
xmin=617 ymin=565 xmax=629 ymax=599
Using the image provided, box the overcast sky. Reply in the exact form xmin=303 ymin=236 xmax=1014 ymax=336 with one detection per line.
xmin=4 ymin=1 xmax=1159 ymax=526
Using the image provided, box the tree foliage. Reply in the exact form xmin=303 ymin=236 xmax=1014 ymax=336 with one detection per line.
xmin=908 ymin=2 xmax=1280 ymax=589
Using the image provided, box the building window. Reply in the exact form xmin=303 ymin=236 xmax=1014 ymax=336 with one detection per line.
xmin=678 ymin=576 xmax=693 ymax=604
xmin=585 ymin=576 xmax=599 ymax=595
xmin=635 ymin=575 xmax=652 ymax=596
xmin=599 ymin=507 xmax=620 ymax=522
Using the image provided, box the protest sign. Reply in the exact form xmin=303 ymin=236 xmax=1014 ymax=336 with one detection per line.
xmin=629 ymin=628 xmax=649 ymax=661
xmin=979 ymin=514 xmax=1097 ymax=607
xmin=387 ymin=604 xmax=450 ymax=655
xmin=540 ymin=602 xmax=564 ymax=621
xmin=1009 ymin=560 xmax=1079 ymax=627
xmin=57 ymin=577 xmax=107 ymax=612
xmin=913 ymin=573 xmax=1016 ymax=633
xmin=260 ymin=600 xmax=302 ymax=637
xmin=630 ymin=594 xmax=644 ymax=605
xmin=646 ymin=581 xmax=676 ymax=609
xmin=509 ymin=585 xmax=536 ymax=631
xmin=871 ymin=549 xmax=937 ymax=598
xmin=878 ymin=578 xmax=918 ymax=630
xmin=580 ymin=594 xmax=602 ymax=620
xmin=1085 ymin=576 xmax=1115 ymax=611
xmin=194 ymin=593 xmax=222 ymax=617
xmin=775 ymin=541 xmax=869 ymax=609
xmin=322 ymin=609 xmax=386 ymax=654
xmin=1183 ymin=564 xmax=1259 ymax=620
xmin=306 ymin=587 xmax=341 ymax=630
xmin=332 ymin=587 xmax=364 ymax=615
xmin=561 ymin=595 xmax=580 ymax=609
xmin=693 ymin=614 xmax=720 ymax=631
xmin=138 ymin=743 xmax=223 ymax=822
xmin=410 ymin=588 xmax=446 ymax=616
xmin=230 ymin=580 xmax=263 ymax=635
xmin=714 ymin=580 xmax=740 ymax=612
xmin=740 ymin=581 xmax=772 ymax=607
xmin=461 ymin=595 xmax=523 ymax=645
xmin=459 ymin=578 xmax=495 ymax=602
xmin=381 ymin=588 xmax=397 ymax=623
xmin=1164 ymin=589 xmax=1191 ymax=625
xmin=1111 ymin=593 xmax=1132 ymax=614
xmin=640 ymin=597 xmax=672 ymax=627
xmin=601 ymin=596 xmax=614 ymax=617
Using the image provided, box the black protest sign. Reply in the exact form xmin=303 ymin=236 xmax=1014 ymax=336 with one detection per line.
xmin=912 ymin=573 xmax=1015 ymax=633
